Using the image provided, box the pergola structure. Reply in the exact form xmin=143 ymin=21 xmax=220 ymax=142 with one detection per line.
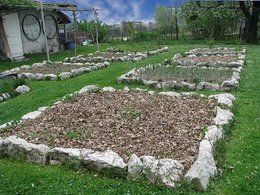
xmin=39 ymin=1 xmax=101 ymax=61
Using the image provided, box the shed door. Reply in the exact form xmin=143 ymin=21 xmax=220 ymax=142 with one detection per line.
xmin=2 ymin=13 xmax=24 ymax=59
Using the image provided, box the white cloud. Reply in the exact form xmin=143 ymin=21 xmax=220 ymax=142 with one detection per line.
xmin=72 ymin=0 xmax=151 ymax=24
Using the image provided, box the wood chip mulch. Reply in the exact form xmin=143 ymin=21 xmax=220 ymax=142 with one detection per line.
xmin=2 ymin=92 xmax=217 ymax=169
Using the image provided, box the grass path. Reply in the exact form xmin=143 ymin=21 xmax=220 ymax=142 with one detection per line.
xmin=0 ymin=43 xmax=259 ymax=194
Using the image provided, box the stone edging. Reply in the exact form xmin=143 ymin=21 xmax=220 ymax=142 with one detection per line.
xmin=117 ymin=48 xmax=246 ymax=91
xmin=64 ymin=47 xmax=169 ymax=63
xmin=0 ymin=85 xmax=235 ymax=189
xmin=0 ymin=85 xmax=30 ymax=103
xmin=2 ymin=61 xmax=110 ymax=81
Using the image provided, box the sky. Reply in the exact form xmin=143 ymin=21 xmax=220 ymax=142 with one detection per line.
xmin=42 ymin=0 xmax=183 ymax=24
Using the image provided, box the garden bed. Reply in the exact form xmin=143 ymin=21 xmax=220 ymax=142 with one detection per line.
xmin=1 ymin=90 xmax=216 ymax=170
xmin=118 ymin=47 xmax=246 ymax=91
xmin=172 ymin=47 xmax=246 ymax=68
xmin=137 ymin=64 xmax=233 ymax=83
xmin=0 ymin=85 xmax=235 ymax=189
xmin=64 ymin=47 xmax=168 ymax=63
xmin=1 ymin=61 xmax=109 ymax=81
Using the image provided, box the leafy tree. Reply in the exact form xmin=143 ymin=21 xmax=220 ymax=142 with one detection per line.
xmin=77 ymin=20 xmax=108 ymax=42
xmin=155 ymin=6 xmax=180 ymax=39
xmin=122 ymin=21 xmax=135 ymax=40
xmin=182 ymin=2 xmax=244 ymax=40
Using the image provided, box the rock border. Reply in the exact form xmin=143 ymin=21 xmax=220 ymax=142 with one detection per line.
xmin=117 ymin=48 xmax=246 ymax=91
xmin=64 ymin=47 xmax=169 ymax=63
xmin=0 ymin=85 xmax=30 ymax=103
xmin=0 ymin=85 xmax=235 ymax=189
xmin=2 ymin=61 xmax=110 ymax=81
xmin=1 ymin=47 xmax=168 ymax=81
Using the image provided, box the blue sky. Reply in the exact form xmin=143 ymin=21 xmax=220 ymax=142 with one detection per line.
xmin=42 ymin=0 xmax=183 ymax=24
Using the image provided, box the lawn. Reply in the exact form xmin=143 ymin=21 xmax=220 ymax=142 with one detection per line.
xmin=0 ymin=41 xmax=259 ymax=194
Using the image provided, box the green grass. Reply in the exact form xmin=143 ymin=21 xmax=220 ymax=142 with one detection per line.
xmin=0 ymin=42 xmax=260 ymax=194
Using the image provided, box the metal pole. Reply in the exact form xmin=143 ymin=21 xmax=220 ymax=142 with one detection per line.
xmin=73 ymin=10 xmax=77 ymax=56
xmin=40 ymin=0 xmax=50 ymax=62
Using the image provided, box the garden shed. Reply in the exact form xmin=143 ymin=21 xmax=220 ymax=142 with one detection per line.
xmin=0 ymin=2 xmax=73 ymax=61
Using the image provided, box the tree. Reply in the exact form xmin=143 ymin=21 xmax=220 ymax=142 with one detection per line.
xmin=77 ymin=20 xmax=108 ymax=42
xmin=182 ymin=1 xmax=244 ymax=40
xmin=122 ymin=21 xmax=134 ymax=40
xmin=239 ymin=1 xmax=260 ymax=43
xmin=183 ymin=0 xmax=260 ymax=43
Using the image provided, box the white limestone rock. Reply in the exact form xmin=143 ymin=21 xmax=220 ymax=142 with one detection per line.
xmin=38 ymin=106 xmax=48 ymax=112
xmin=148 ymin=91 xmax=156 ymax=95
xmin=78 ymin=85 xmax=98 ymax=95
xmin=47 ymin=147 xmax=93 ymax=165
xmin=205 ymin=125 xmax=223 ymax=144
xmin=204 ymin=82 xmax=220 ymax=91
xmin=45 ymin=74 xmax=57 ymax=81
xmin=161 ymin=81 xmax=177 ymax=89
xmin=143 ymin=80 xmax=158 ymax=88
xmin=20 ymin=65 xmax=31 ymax=70
xmin=101 ymin=86 xmax=116 ymax=92
xmin=158 ymin=91 xmax=181 ymax=97
xmin=123 ymin=86 xmax=130 ymax=92
xmin=221 ymin=79 xmax=239 ymax=91
xmin=145 ymin=158 xmax=184 ymax=187
xmin=84 ymin=150 xmax=126 ymax=173
xmin=232 ymin=71 xmax=241 ymax=80
xmin=209 ymin=93 xmax=235 ymax=107
xmin=22 ymin=73 xmax=35 ymax=80
xmin=3 ymin=136 xmax=49 ymax=164
xmin=34 ymin=73 xmax=44 ymax=80
xmin=21 ymin=111 xmax=42 ymax=120
xmin=176 ymin=81 xmax=196 ymax=90
xmin=214 ymin=107 xmax=234 ymax=126
xmin=32 ymin=63 xmax=43 ymax=68
xmin=59 ymin=72 xmax=72 ymax=80
xmin=197 ymin=82 xmax=205 ymax=90
xmin=185 ymin=139 xmax=217 ymax=190
xmin=71 ymin=69 xmax=82 ymax=76
xmin=15 ymin=85 xmax=30 ymax=94
xmin=128 ymin=154 xmax=143 ymax=178
xmin=10 ymin=67 xmax=21 ymax=72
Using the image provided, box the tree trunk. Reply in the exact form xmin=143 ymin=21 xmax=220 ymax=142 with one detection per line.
xmin=239 ymin=1 xmax=260 ymax=43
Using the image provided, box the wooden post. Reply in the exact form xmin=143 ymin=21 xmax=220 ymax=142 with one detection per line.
xmin=0 ymin=16 xmax=13 ymax=61
xmin=73 ymin=10 xmax=77 ymax=57
xmin=40 ymin=0 xmax=50 ymax=62
xmin=94 ymin=10 xmax=99 ymax=52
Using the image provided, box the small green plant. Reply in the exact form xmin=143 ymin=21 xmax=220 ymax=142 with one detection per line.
xmin=206 ymin=36 xmax=215 ymax=49
xmin=235 ymin=38 xmax=243 ymax=51
xmin=62 ymin=94 xmax=77 ymax=102
xmin=64 ymin=131 xmax=81 ymax=140
xmin=121 ymin=106 xmax=141 ymax=120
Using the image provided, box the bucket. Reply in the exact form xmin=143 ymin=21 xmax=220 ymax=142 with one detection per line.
xmin=65 ymin=42 xmax=75 ymax=50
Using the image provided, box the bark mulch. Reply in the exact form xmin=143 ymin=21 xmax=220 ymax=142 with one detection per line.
xmin=2 ymin=92 xmax=217 ymax=169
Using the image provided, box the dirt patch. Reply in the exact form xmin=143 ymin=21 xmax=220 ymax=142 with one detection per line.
xmin=2 ymin=92 xmax=217 ymax=169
